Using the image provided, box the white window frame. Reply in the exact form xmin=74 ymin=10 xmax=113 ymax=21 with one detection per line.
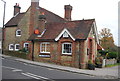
xmin=16 ymin=29 xmax=21 ymax=37
xmin=9 ymin=44 xmax=14 ymax=51
xmin=15 ymin=44 xmax=20 ymax=51
xmin=40 ymin=42 xmax=50 ymax=54
xmin=23 ymin=43 xmax=29 ymax=51
xmin=62 ymin=43 xmax=72 ymax=55
xmin=24 ymin=43 xmax=29 ymax=48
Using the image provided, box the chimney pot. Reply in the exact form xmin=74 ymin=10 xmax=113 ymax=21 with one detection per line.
xmin=14 ymin=3 xmax=21 ymax=16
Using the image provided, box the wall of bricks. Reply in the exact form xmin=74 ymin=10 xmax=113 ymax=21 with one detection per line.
xmin=4 ymin=8 xmax=31 ymax=51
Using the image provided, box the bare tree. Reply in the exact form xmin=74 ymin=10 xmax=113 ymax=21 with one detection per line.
xmin=99 ymin=28 xmax=113 ymax=38
xmin=99 ymin=28 xmax=115 ymax=50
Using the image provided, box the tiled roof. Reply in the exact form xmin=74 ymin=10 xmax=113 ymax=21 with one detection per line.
xmin=5 ymin=13 xmax=25 ymax=27
xmin=5 ymin=6 xmax=66 ymax=27
xmin=39 ymin=7 xmax=66 ymax=22
xmin=29 ymin=19 xmax=95 ymax=41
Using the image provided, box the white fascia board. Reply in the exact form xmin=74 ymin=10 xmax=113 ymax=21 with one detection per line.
xmin=55 ymin=28 xmax=75 ymax=41
xmin=93 ymin=21 xmax=99 ymax=44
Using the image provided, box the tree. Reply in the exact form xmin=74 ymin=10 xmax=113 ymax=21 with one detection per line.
xmin=99 ymin=28 xmax=116 ymax=51
xmin=100 ymin=28 xmax=112 ymax=38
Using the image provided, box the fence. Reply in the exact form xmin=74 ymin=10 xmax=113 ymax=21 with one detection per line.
xmin=102 ymin=59 xmax=117 ymax=67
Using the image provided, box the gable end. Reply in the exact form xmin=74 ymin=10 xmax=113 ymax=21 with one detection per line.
xmin=55 ymin=28 xmax=75 ymax=41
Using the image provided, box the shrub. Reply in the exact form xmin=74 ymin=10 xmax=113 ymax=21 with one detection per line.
xmin=19 ymin=48 xmax=29 ymax=54
xmin=107 ymin=52 xmax=118 ymax=59
xmin=95 ymin=57 xmax=103 ymax=68
xmin=88 ymin=59 xmax=95 ymax=70
xmin=4 ymin=50 xmax=28 ymax=59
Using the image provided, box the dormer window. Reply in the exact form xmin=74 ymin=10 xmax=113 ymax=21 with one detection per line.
xmin=16 ymin=29 xmax=21 ymax=37
xmin=63 ymin=31 xmax=69 ymax=38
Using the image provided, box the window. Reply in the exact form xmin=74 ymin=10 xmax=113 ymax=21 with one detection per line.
xmin=16 ymin=29 xmax=21 ymax=36
xmin=40 ymin=42 xmax=50 ymax=53
xmin=9 ymin=44 xmax=14 ymax=51
xmin=62 ymin=43 xmax=72 ymax=55
xmin=15 ymin=44 xmax=20 ymax=51
xmin=63 ymin=31 xmax=69 ymax=37
xmin=24 ymin=43 xmax=29 ymax=50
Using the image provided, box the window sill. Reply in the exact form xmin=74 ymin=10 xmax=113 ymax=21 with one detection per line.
xmin=16 ymin=35 xmax=21 ymax=37
xmin=9 ymin=50 xmax=14 ymax=51
xmin=15 ymin=50 xmax=19 ymax=51
xmin=40 ymin=52 xmax=50 ymax=54
xmin=62 ymin=53 xmax=72 ymax=55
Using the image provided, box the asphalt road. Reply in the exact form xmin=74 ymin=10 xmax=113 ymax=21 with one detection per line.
xmin=2 ymin=56 xmax=103 ymax=80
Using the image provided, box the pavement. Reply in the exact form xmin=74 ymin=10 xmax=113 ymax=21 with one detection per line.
xmin=1 ymin=54 xmax=119 ymax=79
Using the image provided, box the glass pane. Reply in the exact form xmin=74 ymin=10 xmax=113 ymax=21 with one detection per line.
xmin=41 ymin=44 xmax=45 ymax=52
xmin=17 ymin=31 xmax=21 ymax=35
xmin=16 ymin=45 xmax=20 ymax=49
xmin=63 ymin=43 xmax=72 ymax=53
xmin=46 ymin=44 xmax=50 ymax=52
xmin=10 ymin=45 xmax=14 ymax=49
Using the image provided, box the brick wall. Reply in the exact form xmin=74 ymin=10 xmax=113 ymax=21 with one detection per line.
xmin=4 ymin=8 xmax=31 ymax=51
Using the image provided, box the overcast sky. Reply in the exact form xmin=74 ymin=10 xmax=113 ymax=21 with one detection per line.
xmin=0 ymin=0 xmax=119 ymax=46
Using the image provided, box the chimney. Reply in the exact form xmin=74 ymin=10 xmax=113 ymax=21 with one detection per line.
xmin=31 ymin=0 xmax=39 ymax=9
xmin=14 ymin=3 xmax=21 ymax=16
xmin=38 ymin=12 xmax=46 ymax=33
xmin=29 ymin=0 xmax=40 ymax=35
xmin=64 ymin=5 xmax=72 ymax=21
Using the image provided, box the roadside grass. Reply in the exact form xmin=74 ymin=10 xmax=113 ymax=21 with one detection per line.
xmin=105 ymin=63 xmax=120 ymax=67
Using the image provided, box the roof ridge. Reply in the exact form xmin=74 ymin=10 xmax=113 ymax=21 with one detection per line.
xmin=39 ymin=7 xmax=66 ymax=21
xmin=70 ymin=19 xmax=95 ymax=22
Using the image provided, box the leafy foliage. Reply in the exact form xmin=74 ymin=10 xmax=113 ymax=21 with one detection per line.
xmin=98 ymin=50 xmax=118 ymax=59
xmin=107 ymin=52 xmax=118 ymax=59
xmin=19 ymin=48 xmax=29 ymax=54
xmin=99 ymin=28 xmax=116 ymax=50
xmin=4 ymin=50 xmax=28 ymax=59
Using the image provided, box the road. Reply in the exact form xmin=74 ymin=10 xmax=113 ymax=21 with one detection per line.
xmin=2 ymin=56 xmax=103 ymax=80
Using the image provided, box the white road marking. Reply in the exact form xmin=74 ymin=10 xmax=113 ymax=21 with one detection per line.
xmin=12 ymin=69 xmax=22 ymax=72
xmin=2 ymin=66 xmax=17 ymax=70
xmin=21 ymin=73 xmax=40 ymax=79
xmin=26 ymin=72 xmax=49 ymax=80
xmin=2 ymin=66 xmax=22 ymax=72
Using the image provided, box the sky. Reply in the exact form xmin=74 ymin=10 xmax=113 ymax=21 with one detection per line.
xmin=0 ymin=0 xmax=119 ymax=46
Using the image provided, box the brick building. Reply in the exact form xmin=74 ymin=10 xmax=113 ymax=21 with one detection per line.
xmin=4 ymin=0 xmax=102 ymax=69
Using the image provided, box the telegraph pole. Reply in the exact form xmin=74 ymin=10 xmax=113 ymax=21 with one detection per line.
xmin=1 ymin=0 xmax=6 ymax=54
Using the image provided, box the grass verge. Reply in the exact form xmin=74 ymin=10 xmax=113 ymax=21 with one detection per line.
xmin=105 ymin=63 xmax=120 ymax=67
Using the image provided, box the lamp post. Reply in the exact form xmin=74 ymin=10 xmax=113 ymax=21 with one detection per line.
xmin=1 ymin=0 xmax=6 ymax=54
